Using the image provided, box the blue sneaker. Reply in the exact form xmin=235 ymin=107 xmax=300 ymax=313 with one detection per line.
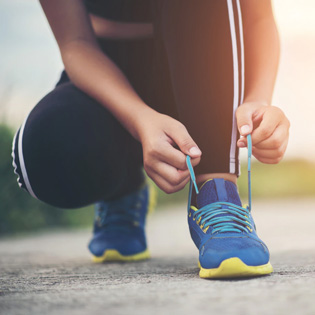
xmin=186 ymin=135 xmax=273 ymax=278
xmin=88 ymin=182 xmax=156 ymax=262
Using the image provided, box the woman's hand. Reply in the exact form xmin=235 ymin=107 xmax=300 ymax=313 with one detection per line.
xmin=236 ymin=102 xmax=290 ymax=164
xmin=136 ymin=110 xmax=202 ymax=194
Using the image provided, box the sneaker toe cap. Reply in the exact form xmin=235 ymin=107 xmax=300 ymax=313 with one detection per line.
xmin=199 ymin=236 xmax=270 ymax=269
xmin=88 ymin=230 xmax=146 ymax=257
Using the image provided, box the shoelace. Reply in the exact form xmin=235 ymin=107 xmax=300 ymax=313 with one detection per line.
xmin=186 ymin=134 xmax=253 ymax=234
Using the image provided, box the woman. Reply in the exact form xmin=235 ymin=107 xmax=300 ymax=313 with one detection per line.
xmin=12 ymin=0 xmax=289 ymax=278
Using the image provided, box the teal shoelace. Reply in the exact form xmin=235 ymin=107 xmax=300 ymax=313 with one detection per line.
xmin=186 ymin=135 xmax=253 ymax=234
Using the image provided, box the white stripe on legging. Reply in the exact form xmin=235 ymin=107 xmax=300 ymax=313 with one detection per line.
xmin=11 ymin=130 xmax=23 ymax=188
xmin=18 ymin=114 xmax=38 ymax=199
xmin=236 ymin=0 xmax=245 ymax=174
xmin=227 ymin=0 xmax=241 ymax=174
xmin=236 ymin=0 xmax=245 ymax=105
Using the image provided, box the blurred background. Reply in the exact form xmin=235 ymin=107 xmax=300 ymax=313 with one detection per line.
xmin=1 ymin=0 xmax=315 ymax=235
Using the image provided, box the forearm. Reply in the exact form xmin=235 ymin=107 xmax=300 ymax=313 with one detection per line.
xmin=243 ymin=15 xmax=280 ymax=105
xmin=61 ymin=39 xmax=155 ymax=140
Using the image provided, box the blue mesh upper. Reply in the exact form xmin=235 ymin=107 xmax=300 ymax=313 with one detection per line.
xmin=196 ymin=179 xmax=241 ymax=208
xmin=188 ymin=178 xmax=270 ymax=268
xmin=88 ymin=183 xmax=150 ymax=257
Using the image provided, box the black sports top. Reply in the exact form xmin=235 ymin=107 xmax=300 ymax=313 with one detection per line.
xmin=85 ymin=0 xmax=152 ymax=23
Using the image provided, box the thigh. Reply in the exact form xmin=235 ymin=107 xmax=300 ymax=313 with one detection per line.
xmin=12 ymin=82 xmax=144 ymax=209
xmin=154 ymin=0 xmax=243 ymax=175
xmin=100 ymin=35 xmax=179 ymax=119
xmin=57 ymin=37 xmax=179 ymax=119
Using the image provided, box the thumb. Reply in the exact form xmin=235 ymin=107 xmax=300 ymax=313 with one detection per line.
xmin=236 ymin=104 xmax=255 ymax=136
xmin=168 ymin=123 xmax=202 ymax=157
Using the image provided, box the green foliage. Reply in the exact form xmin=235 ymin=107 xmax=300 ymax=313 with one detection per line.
xmin=238 ymin=159 xmax=315 ymax=199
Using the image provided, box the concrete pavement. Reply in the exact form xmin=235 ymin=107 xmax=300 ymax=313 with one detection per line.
xmin=1 ymin=198 xmax=315 ymax=315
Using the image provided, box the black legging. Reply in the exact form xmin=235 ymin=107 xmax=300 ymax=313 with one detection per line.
xmin=12 ymin=0 xmax=243 ymax=208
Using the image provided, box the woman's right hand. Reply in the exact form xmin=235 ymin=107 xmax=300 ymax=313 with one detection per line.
xmin=136 ymin=110 xmax=202 ymax=194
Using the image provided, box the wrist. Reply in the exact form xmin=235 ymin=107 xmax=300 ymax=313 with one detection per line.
xmin=242 ymin=98 xmax=270 ymax=107
xmin=129 ymin=105 xmax=159 ymax=141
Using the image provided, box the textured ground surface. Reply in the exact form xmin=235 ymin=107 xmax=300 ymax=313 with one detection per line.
xmin=1 ymin=199 xmax=315 ymax=315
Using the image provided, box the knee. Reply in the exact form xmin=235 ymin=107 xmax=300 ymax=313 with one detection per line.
xmin=11 ymin=85 xmax=143 ymax=209
xmin=12 ymin=117 xmax=143 ymax=209
xmin=10 ymin=86 xmax=91 ymax=209
xmin=12 ymin=116 xmax=90 ymax=209
xmin=11 ymin=103 xmax=92 ymax=209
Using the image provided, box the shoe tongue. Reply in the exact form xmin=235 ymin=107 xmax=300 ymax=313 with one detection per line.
xmin=196 ymin=178 xmax=242 ymax=208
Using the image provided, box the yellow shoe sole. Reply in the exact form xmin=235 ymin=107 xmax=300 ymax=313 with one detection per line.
xmin=92 ymin=249 xmax=150 ymax=263
xmin=198 ymin=257 xmax=273 ymax=279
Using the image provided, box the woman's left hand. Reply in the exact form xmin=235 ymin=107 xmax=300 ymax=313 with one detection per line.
xmin=236 ymin=102 xmax=290 ymax=164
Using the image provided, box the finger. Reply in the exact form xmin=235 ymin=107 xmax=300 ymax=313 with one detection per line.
xmin=253 ymin=138 xmax=288 ymax=158
xmin=165 ymin=123 xmax=202 ymax=158
xmin=155 ymin=142 xmax=188 ymax=170
xmin=237 ymin=136 xmax=248 ymax=148
xmin=189 ymin=156 xmax=201 ymax=168
xmin=149 ymin=171 xmax=190 ymax=194
xmin=155 ymin=142 xmax=201 ymax=171
xmin=254 ymin=155 xmax=284 ymax=164
xmin=152 ymin=161 xmax=191 ymax=186
xmin=236 ymin=104 xmax=256 ymax=136
xmin=238 ymin=122 xmax=288 ymax=149
xmin=254 ymin=125 xmax=289 ymax=150
xmin=251 ymin=107 xmax=282 ymax=146
xmin=253 ymin=147 xmax=283 ymax=160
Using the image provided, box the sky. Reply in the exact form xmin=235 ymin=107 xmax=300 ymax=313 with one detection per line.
xmin=1 ymin=0 xmax=315 ymax=161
